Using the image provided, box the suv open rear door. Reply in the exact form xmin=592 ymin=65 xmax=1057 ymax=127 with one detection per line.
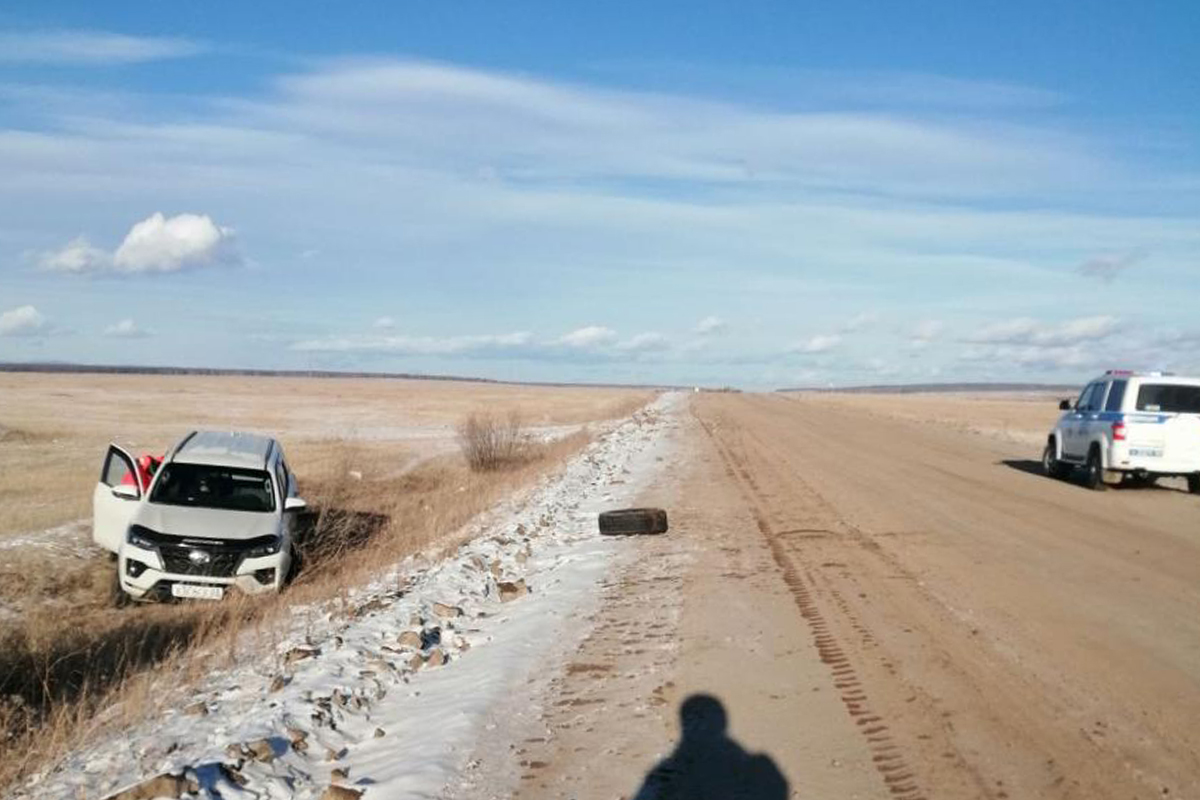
xmin=92 ymin=444 xmax=141 ymax=553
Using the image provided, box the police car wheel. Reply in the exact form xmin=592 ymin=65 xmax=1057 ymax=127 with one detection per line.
xmin=1084 ymin=449 xmax=1106 ymax=492
xmin=1042 ymin=442 xmax=1069 ymax=480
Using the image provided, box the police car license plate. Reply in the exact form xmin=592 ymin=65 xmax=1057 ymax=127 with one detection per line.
xmin=171 ymin=583 xmax=224 ymax=601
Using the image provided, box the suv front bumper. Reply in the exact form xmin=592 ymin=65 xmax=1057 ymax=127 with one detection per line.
xmin=119 ymin=543 xmax=289 ymax=600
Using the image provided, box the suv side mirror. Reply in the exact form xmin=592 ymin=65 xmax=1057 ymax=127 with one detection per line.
xmin=1059 ymin=399 xmax=1072 ymax=411
xmin=284 ymin=497 xmax=308 ymax=512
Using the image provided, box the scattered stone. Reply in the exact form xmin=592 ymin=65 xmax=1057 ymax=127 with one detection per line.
xmin=285 ymin=646 xmax=319 ymax=665
xmin=425 ymin=648 xmax=447 ymax=668
xmin=374 ymin=727 xmax=386 ymax=738
xmin=498 ymin=579 xmax=529 ymax=602
xmin=286 ymin=726 xmax=308 ymax=746
xmin=321 ymin=786 xmax=363 ymax=800
xmin=246 ymin=738 xmax=278 ymax=763
xmin=397 ymin=630 xmax=423 ymax=649
xmin=489 ymin=559 xmax=502 ymax=577
xmin=103 ymin=772 xmax=198 ymax=800
xmin=220 ymin=763 xmax=249 ymax=787
xmin=325 ymin=746 xmax=347 ymax=761
xmin=183 ymin=701 xmax=208 ymax=716
xmin=409 ymin=613 xmax=424 ymax=626
xmin=331 ymin=767 xmax=350 ymax=782
xmin=408 ymin=653 xmax=426 ymax=670
xmin=432 ymin=602 xmax=462 ymax=619
xmin=269 ymin=675 xmax=289 ymax=693
xmin=355 ymin=597 xmax=389 ymax=616
xmin=420 ymin=626 xmax=442 ymax=649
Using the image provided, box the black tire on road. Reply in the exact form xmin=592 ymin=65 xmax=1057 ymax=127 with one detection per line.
xmin=1188 ymin=474 xmax=1200 ymax=495
xmin=1083 ymin=447 xmax=1106 ymax=492
xmin=1042 ymin=440 xmax=1070 ymax=480
xmin=599 ymin=508 xmax=669 ymax=536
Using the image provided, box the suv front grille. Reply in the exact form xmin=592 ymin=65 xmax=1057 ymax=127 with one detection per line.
xmin=132 ymin=529 xmax=279 ymax=579
xmin=159 ymin=544 xmax=242 ymax=577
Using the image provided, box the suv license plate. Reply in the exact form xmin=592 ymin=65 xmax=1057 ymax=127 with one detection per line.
xmin=171 ymin=583 xmax=224 ymax=601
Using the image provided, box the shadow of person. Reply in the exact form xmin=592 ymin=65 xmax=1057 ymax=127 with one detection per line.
xmin=633 ymin=693 xmax=788 ymax=800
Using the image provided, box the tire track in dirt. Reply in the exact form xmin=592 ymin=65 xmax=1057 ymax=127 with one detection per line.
xmin=693 ymin=409 xmax=928 ymax=800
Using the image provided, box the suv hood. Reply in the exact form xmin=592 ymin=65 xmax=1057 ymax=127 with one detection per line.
xmin=131 ymin=503 xmax=278 ymax=542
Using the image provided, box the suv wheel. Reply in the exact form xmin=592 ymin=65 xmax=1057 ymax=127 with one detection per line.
xmin=1188 ymin=475 xmax=1200 ymax=495
xmin=109 ymin=569 xmax=130 ymax=608
xmin=1083 ymin=447 xmax=1106 ymax=492
xmin=1042 ymin=440 xmax=1069 ymax=480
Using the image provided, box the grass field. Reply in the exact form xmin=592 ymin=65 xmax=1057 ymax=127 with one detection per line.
xmin=0 ymin=372 xmax=652 ymax=539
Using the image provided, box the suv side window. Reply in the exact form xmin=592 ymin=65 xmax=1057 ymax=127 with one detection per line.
xmin=1075 ymin=384 xmax=1093 ymax=410
xmin=1079 ymin=382 xmax=1104 ymax=412
xmin=1104 ymin=380 xmax=1127 ymax=412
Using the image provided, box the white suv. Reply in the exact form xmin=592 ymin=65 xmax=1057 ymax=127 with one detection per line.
xmin=1042 ymin=371 xmax=1200 ymax=492
xmin=92 ymin=431 xmax=307 ymax=601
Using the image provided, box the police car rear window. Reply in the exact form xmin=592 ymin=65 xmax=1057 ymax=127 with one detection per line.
xmin=1136 ymin=384 xmax=1200 ymax=414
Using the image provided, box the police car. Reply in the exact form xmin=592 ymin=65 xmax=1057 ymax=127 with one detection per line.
xmin=1043 ymin=371 xmax=1200 ymax=492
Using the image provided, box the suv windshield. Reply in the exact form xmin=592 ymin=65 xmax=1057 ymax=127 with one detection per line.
xmin=1136 ymin=384 xmax=1200 ymax=414
xmin=150 ymin=464 xmax=276 ymax=512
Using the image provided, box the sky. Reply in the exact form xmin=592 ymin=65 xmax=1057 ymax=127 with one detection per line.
xmin=0 ymin=1 xmax=1197 ymax=388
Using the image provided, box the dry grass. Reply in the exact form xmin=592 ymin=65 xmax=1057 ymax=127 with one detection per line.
xmin=0 ymin=374 xmax=643 ymax=792
xmin=0 ymin=372 xmax=652 ymax=539
xmin=457 ymin=411 xmax=534 ymax=471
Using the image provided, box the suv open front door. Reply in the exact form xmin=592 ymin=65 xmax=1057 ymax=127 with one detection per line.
xmin=92 ymin=444 xmax=141 ymax=553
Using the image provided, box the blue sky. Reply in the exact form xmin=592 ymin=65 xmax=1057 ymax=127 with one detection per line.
xmin=0 ymin=1 xmax=1197 ymax=387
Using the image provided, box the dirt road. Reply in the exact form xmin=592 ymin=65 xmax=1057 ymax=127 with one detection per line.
xmin=505 ymin=393 xmax=1200 ymax=800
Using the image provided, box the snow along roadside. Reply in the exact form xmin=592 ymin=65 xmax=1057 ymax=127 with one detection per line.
xmin=13 ymin=392 xmax=683 ymax=800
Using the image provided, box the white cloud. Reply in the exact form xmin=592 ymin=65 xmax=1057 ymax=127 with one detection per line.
xmin=839 ymin=312 xmax=877 ymax=333
xmin=372 ymin=316 xmax=396 ymax=330
xmin=40 ymin=213 xmax=240 ymax=275
xmin=968 ymin=315 xmax=1118 ymax=347
xmin=557 ymin=326 xmax=618 ymax=348
xmin=38 ymin=236 xmax=110 ymax=273
xmin=616 ymin=332 xmax=669 ymax=352
xmin=103 ymin=318 xmax=150 ymax=338
xmin=960 ymin=344 xmax=1095 ymax=371
xmin=0 ymin=305 xmax=47 ymax=336
xmin=0 ymin=30 xmax=204 ymax=65
xmin=1077 ymin=250 xmax=1144 ymax=282
xmin=292 ymin=331 xmax=532 ymax=355
xmin=694 ymin=316 xmax=727 ymax=335
xmin=910 ymin=320 xmax=945 ymax=342
xmin=113 ymin=212 xmax=238 ymax=273
xmin=792 ymin=334 xmax=841 ymax=354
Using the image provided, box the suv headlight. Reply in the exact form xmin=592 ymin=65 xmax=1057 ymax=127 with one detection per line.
xmin=127 ymin=524 xmax=158 ymax=549
xmin=244 ymin=534 xmax=283 ymax=558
